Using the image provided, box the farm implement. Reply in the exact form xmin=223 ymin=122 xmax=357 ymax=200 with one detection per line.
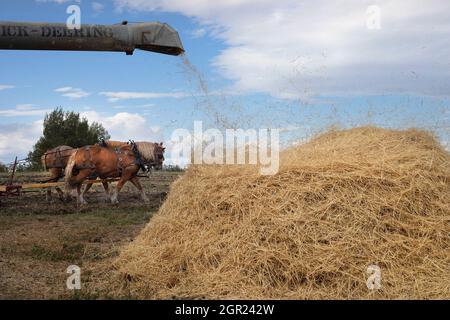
xmin=0 ymin=19 xmax=182 ymax=204
xmin=0 ymin=156 xmax=118 ymax=202
xmin=0 ymin=21 xmax=184 ymax=56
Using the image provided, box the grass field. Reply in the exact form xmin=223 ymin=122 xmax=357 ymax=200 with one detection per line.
xmin=0 ymin=171 xmax=183 ymax=299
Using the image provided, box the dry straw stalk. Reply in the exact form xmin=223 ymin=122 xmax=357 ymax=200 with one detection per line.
xmin=114 ymin=126 xmax=450 ymax=299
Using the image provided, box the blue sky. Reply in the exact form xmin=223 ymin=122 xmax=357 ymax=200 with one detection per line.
xmin=0 ymin=0 xmax=449 ymax=164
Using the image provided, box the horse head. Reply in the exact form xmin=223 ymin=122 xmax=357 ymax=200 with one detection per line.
xmin=152 ymin=142 xmax=165 ymax=171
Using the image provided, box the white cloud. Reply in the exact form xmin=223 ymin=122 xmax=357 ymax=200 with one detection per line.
xmin=99 ymin=91 xmax=188 ymax=102
xmin=15 ymin=104 xmax=37 ymax=111
xmin=150 ymin=126 xmax=161 ymax=133
xmin=136 ymin=103 xmax=156 ymax=108
xmin=0 ymin=85 xmax=15 ymax=91
xmin=0 ymin=121 xmax=43 ymax=163
xmin=80 ymin=111 xmax=163 ymax=142
xmin=35 ymin=0 xmax=80 ymax=4
xmin=112 ymin=103 xmax=155 ymax=109
xmin=99 ymin=89 xmax=236 ymax=102
xmin=0 ymin=105 xmax=51 ymax=117
xmin=55 ymin=87 xmax=90 ymax=99
xmin=114 ymin=0 xmax=450 ymax=99
xmin=190 ymin=28 xmax=207 ymax=39
xmin=92 ymin=2 xmax=105 ymax=13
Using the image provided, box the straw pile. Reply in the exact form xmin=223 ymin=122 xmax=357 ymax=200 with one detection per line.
xmin=114 ymin=127 xmax=450 ymax=299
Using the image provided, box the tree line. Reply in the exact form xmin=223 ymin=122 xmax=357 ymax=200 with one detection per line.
xmin=24 ymin=108 xmax=109 ymax=171
xmin=1 ymin=107 xmax=184 ymax=173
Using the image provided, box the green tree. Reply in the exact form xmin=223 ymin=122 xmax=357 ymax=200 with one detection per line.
xmin=0 ymin=162 xmax=8 ymax=173
xmin=28 ymin=108 xmax=110 ymax=170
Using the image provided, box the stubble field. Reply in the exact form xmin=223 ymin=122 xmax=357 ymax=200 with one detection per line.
xmin=0 ymin=171 xmax=182 ymax=299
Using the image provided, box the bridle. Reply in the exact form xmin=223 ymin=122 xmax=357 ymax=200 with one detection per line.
xmin=128 ymin=140 xmax=164 ymax=172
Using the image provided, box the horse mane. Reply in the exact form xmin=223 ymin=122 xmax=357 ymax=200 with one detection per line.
xmin=135 ymin=142 xmax=157 ymax=162
xmin=103 ymin=141 xmax=160 ymax=162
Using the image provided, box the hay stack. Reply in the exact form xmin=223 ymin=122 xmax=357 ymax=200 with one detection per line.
xmin=114 ymin=127 xmax=450 ymax=299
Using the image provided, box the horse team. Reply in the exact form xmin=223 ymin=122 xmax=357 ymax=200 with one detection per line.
xmin=41 ymin=140 xmax=165 ymax=206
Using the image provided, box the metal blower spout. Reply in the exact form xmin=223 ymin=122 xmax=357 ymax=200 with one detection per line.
xmin=0 ymin=21 xmax=185 ymax=56
xmin=131 ymin=22 xmax=185 ymax=56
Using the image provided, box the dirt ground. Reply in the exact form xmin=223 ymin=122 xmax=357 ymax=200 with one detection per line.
xmin=0 ymin=171 xmax=183 ymax=299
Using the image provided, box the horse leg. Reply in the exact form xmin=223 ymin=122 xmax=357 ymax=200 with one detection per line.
xmin=55 ymin=187 xmax=65 ymax=201
xmin=77 ymin=184 xmax=88 ymax=206
xmin=130 ymin=177 xmax=149 ymax=203
xmin=81 ymin=183 xmax=93 ymax=201
xmin=110 ymin=179 xmax=127 ymax=205
xmin=53 ymin=169 xmax=65 ymax=201
xmin=66 ymin=169 xmax=92 ymax=203
xmin=46 ymin=188 xmax=52 ymax=202
xmin=46 ymin=170 xmax=60 ymax=202
xmin=84 ymin=181 xmax=110 ymax=202
xmin=101 ymin=181 xmax=111 ymax=202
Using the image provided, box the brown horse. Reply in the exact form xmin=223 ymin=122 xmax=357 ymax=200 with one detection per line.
xmin=64 ymin=141 xmax=165 ymax=205
xmin=80 ymin=140 xmax=131 ymax=202
xmin=41 ymin=145 xmax=76 ymax=201
xmin=41 ymin=144 xmax=110 ymax=201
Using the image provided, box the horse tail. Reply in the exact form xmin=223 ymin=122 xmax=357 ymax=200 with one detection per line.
xmin=64 ymin=150 xmax=78 ymax=194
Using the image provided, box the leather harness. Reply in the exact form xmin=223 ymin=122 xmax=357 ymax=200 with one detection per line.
xmin=73 ymin=141 xmax=151 ymax=176
xmin=44 ymin=147 xmax=70 ymax=169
